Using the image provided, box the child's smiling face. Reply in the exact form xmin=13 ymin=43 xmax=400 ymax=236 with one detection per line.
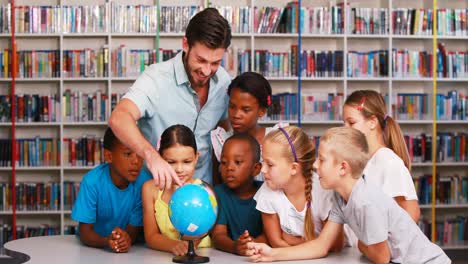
xmin=161 ymin=144 xmax=199 ymax=185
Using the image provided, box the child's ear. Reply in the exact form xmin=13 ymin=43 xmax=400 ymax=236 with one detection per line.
xmin=258 ymin=107 xmax=267 ymax=118
xmin=252 ymin=162 xmax=262 ymax=176
xmin=369 ymin=115 xmax=379 ymax=130
xmin=290 ymin=162 xmax=300 ymax=176
xmin=339 ymin=160 xmax=349 ymax=177
xmin=104 ymin=149 xmax=112 ymax=163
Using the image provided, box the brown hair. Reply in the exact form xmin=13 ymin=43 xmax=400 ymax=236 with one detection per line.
xmin=185 ymin=8 xmax=231 ymax=49
xmin=321 ymin=127 xmax=370 ymax=179
xmin=344 ymin=90 xmax=411 ymax=171
xmin=264 ymin=126 xmax=315 ymax=241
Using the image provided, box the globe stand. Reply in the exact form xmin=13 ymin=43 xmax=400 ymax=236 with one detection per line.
xmin=172 ymin=240 xmax=209 ymax=263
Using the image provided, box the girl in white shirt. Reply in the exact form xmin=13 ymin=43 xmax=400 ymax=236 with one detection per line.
xmin=254 ymin=126 xmax=344 ymax=249
xmin=342 ymin=90 xmax=420 ymax=222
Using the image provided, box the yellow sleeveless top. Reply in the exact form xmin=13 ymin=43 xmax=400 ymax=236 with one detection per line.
xmin=154 ymin=181 xmax=212 ymax=248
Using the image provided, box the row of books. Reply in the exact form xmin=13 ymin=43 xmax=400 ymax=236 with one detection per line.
xmin=392 ymin=91 xmax=468 ymax=121
xmin=437 ymin=43 xmax=468 ymax=79
xmin=4 ymin=4 xmax=468 ymax=36
xmin=349 ymin=8 xmax=389 ymax=35
xmin=111 ymin=4 xmax=156 ymax=33
xmin=63 ymin=181 xmax=79 ymax=210
xmin=159 ymin=6 xmax=199 ymax=33
xmin=301 ymin=93 xmax=343 ymax=121
xmin=393 ymin=93 xmax=430 ymax=121
xmin=392 ymin=8 xmax=433 ymax=36
xmin=0 ymin=138 xmax=60 ymax=167
xmin=1 ymin=90 xmax=466 ymax=124
xmin=63 ymin=136 xmax=104 ymax=167
xmin=252 ymin=48 xmax=344 ymax=78
xmin=5 ymin=46 xmax=468 ymax=79
xmin=437 ymin=9 xmax=468 ymax=36
xmin=392 ymin=49 xmax=432 ymax=78
xmin=0 ymin=94 xmax=60 ymax=123
xmin=0 ymin=181 xmax=79 ymax=212
xmin=436 ymin=132 xmax=468 ymax=163
xmin=63 ymin=90 xmax=109 ymax=123
xmin=0 ymin=92 xmax=121 ymax=123
xmin=254 ymin=2 xmax=300 ymax=34
xmin=435 ymin=91 xmax=468 ymax=121
xmin=393 ymin=8 xmax=468 ymax=37
xmin=255 ymin=3 xmax=344 ymax=34
xmin=14 ymin=5 xmax=60 ymax=34
xmin=63 ymin=48 xmax=109 ymax=78
xmin=404 ymin=134 xmax=432 ymax=164
xmin=261 ymin=92 xmax=344 ymax=121
xmin=414 ymin=174 xmax=468 ymax=205
xmin=419 ymin=216 xmax=468 ymax=245
xmin=404 ymin=132 xmax=467 ymax=163
xmin=347 ymin=50 xmax=389 ymax=77
xmin=215 ymin=6 xmax=251 ymax=34
xmin=111 ymin=46 xmax=156 ymax=78
xmin=0 ymin=182 xmax=60 ymax=211
xmin=0 ymin=131 xmax=466 ymax=168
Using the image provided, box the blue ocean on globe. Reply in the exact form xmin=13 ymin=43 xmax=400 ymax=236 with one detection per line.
xmin=169 ymin=183 xmax=218 ymax=237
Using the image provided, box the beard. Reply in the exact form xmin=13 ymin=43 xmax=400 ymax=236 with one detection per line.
xmin=183 ymin=50 xmax=211 ymax=88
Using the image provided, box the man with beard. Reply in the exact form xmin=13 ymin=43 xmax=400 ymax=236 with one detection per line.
xmin=109 ymin=8 xmax=231 ymax=188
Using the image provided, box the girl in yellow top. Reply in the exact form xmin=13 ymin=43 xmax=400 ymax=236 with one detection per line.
xmin=142 ymin=124 xmax=211 ymax=256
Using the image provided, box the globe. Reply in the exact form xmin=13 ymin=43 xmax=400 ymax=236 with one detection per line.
xmin=169 ymin=182 xmax=218 ymax=238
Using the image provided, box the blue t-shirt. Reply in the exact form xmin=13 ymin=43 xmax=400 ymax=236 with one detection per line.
xmin=71 ymin=163 xmax=151 ymax=237
xmin=214 ymin=181 xmax=263 ymax=240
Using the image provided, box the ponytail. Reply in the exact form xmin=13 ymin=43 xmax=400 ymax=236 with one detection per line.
xmin=384 ymin=116 xmax=411 ymax=171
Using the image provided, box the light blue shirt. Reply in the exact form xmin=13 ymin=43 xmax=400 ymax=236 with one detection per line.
xmin=71 ymin=163 xmax=151 ymax=237
xmin=123 ymin=52 xmax=230 ymax=184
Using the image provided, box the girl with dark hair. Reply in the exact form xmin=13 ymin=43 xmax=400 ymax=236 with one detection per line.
xmin=142 ymin=124 xmax=211 ymax=255
xmin=211 ymin=72 xmax=288 ymax=182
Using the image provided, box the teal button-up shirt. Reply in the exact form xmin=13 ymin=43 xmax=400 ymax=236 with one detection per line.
xmin=123 ymin=52 xmax=230 ymax=184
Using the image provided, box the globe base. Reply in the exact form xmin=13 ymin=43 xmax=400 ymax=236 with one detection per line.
xmin=172 ymin=240 xmax=210 ymax=263
xmin=172 ymin=255 xmax=209 ymax=263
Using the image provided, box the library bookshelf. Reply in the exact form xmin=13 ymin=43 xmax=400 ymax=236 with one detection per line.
xmin=1 ymin=0 xmax=467 ymax=251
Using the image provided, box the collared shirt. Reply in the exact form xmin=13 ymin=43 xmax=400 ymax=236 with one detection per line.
xmin=123 ymin=52 xmax=230 ymax=184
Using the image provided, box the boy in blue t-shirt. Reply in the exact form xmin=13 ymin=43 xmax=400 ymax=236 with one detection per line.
xmin=212 ymin=133 xmax=267 ymax=256
xmin=71 ymin=128 xmax=151 ymax=253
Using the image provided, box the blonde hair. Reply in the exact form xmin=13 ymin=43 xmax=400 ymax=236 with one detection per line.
xmin=264 ymin=126 xmax=316 ymax=241
xmin=345 ymin=90 xmax=411 ymax=171
xmin=321 ymin=127 xmax=370 ymax=179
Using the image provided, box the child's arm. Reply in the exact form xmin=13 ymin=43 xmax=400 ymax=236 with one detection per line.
xmin=394 ymin=196 xmax=420 ymax=222
xmin=142 ymin=181 xmax=189 ymax=255
xmin=261 ymin=212 xmax=291 ymax=247
xmin=248 ymin=221 xmax=344 ymax=262
xmin=78 ymin=223 xmax=111 ymax=248
xmin=125 ymin=224 xmax=140 ymax=244
xmin=212 ymin=225 xmax=252 ymax=256
xmin=253 ymin=233 xmax=267 ymax=243
xmin=358 ymin=240 xmax=391 ymax=264
xmin=281 ymin=231 xmax=304 ymax=246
